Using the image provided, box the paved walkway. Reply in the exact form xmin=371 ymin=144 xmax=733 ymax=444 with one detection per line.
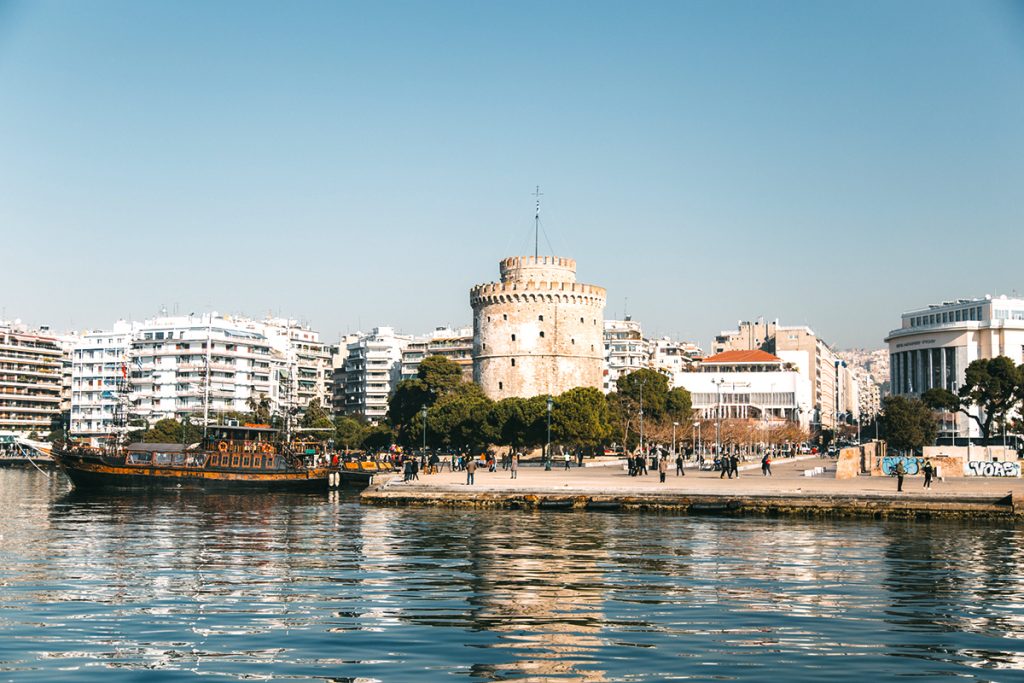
xmin=393 ymin=456 xmax=1024 ymax=498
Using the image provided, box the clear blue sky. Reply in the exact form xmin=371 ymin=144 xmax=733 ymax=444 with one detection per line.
xmin=2 ymin=0 xmax=1022 ymax=349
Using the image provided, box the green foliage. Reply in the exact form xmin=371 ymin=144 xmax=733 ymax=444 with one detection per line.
xmin=958 ymin=357 xmax=1023 ymax=443
xmin=882 ymin=395 xmax=937 ymax=453
xmin=551 ymin=387 xmax=609 ymax=447
xmin=138 ymin=418 xmax=203 ymax=444
xmin=426 ymin=384 xmax=493 ymax=451
xmin=388 ymin=379 xmax=432 ymax=444
xmin=361 ymin=424 xmax=395 ymax=451
xmin=417 ymin=355 xmax=465 ymax=395
xmin=334 ymin=415 xmax=367 ymax=450
xmin=299 ymin=399 xmax=333 ymax=431
xmin=666 ymin=387 xmax=693 ymax=422
xmin=246 ymin=393 xmax=273 ymax=424
xmin=616 ymin=368 xmax=670 ymax=420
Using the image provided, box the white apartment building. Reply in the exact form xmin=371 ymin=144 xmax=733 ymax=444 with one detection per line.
xmin=400 ymin=326 xmax=474 ymax=382
xmin=647 ymin=337 xmax=701 ymax=378
xmin=885 ymin=294 xmax=1024 ymax=440
xmin=70 ymin=321 xmax=137 ymax=438
xmin=342 ymin=327 xmax=411 ymax=422
xmin=129 ymin=314 xmax=277 ymax=425
xmin=262 ymin=318 xmax=332 ymax=412
xmin=603 ymin=319 xmax=646 ymax=392
xmin=0 ymin=321 xmax=65 ymax=437
xmin=675 ymin=350 xmax=811 ymax=429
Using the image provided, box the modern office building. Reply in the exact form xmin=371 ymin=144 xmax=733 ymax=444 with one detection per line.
xmin=0 ymin=321 xmax=65 ymax=437
xmin=885 ymin=294 xmax=1024 ymax=439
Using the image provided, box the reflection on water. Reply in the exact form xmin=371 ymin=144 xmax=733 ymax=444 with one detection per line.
xmin=0 ymin=469 xmax=1022 ymax=681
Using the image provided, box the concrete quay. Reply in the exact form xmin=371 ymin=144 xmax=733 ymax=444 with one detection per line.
xmin=361 ymin=456 xmax=1024 ymax=520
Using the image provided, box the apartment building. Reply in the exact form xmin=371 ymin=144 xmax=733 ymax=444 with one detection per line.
xmin=341 ymin=327 xmax=411 ymax=422
xmin=603 ymin=319 xmax=647 ymax=392
xmin=400 ymin=326 xmax=474 ymax=382
xmin=0 ymin=321 xmax=64 ymax=437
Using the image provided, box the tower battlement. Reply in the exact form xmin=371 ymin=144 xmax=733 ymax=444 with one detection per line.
xmin=471 ymin=253 xmax=606 ymax=400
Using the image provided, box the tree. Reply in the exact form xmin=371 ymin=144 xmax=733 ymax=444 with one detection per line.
xmin=334 ymin=415 xmax=367 ymax=450
xmin=361 ymin=424 xmax=394 ymax=452
xmin=426 ymin=384 xmax=493 ymax=451
xmin=551 ymin=387 xmax=610 ymax=448
xmin=299 ymin=399 xmax=333 ymax=432
xmin=616 ymin=369 xmax=670 ymax=421
xmin=417 ymin=355 xmax=465 ymax=396
xmin=882 ymin=395 xmax=937 ymax=453
xmin=922 ymin=357 xmax=1022 ymax=444
xmin=486 ymin=397 xmax=529 ymax=448
xmin=246 ymin=393 xmax=273 ymax=424
xmin=388 ymin=379 xmax=432 ymax=444
xmin=666 ymin=387 xmax=693 ymax=422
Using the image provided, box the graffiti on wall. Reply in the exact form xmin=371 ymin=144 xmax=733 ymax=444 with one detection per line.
xmin=966 ymin=461 xmax=1021 ymax=477
xmin=881 ymin=456 xmax=919 ymax=476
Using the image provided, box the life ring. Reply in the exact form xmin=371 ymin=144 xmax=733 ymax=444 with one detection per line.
xmin=261 ymin=443 xmax=273 ymax=454
xmin=217 ymin=441 xmax=229 ymax=453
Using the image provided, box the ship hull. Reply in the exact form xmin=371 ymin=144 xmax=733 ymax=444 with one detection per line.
xmin=54 ymin=452 xmax=338 ymax=493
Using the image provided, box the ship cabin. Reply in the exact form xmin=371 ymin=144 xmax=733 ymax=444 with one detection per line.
xmin=204 ymin=424 xmax=285 ymax=470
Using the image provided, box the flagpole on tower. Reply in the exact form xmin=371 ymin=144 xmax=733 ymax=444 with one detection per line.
xmin=532 ymin=185 xmax=543 ymax=258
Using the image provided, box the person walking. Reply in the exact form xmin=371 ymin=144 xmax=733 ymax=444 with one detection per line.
xmin=466 ymin=457 xmax=477 ymax=485
xmin=922 ymin=459 xmax=933 ymax=488
xmin=761 ymin=452 xmax=772 ymax=477
xmin=720 ymin=454 xmax=729 ymax=479
xmin=639 ymin=450 xmax=648 ymax=476
xmin=895 ymin=459 xmax=906 ymax=492
xmin=675 ymin=452 xmax=684 ymax=477
xmin=658 ymin=456 xmax=668 ymax=483
xmin=510 ymin=452 xmax=519 ymax=479
xmin=730 ymin=453 xmax=740 ymax=478
xmin=564 ymin=450 xmax=572 ymax=470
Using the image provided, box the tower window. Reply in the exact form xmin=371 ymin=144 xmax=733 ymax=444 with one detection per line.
xmin=503 ymin=314 xmax=507 ymax=321
xmin=511 ymin=334 xmax=516 ymax=341
xmin=539 ymin=331 xmax=545 ymax=338
xmin=539 ymin=315 xmax=544 ymax=321
xmin=572 ymin=339 xmax=575 ymax=345
xmin=499 ymin=381 xmax=503 ymax=390
xmin=511 ymin=358 xmax=515 ymax=366
xmin=580 ymin=317 xmax=584 ymax=323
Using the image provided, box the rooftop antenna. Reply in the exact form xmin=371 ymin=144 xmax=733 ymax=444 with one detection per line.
xmin=532 ymin=185 xmax=543 ymax=258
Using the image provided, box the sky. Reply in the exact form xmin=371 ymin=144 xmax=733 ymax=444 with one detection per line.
xmin=1 ymin=0 xmax=1022 ymax=350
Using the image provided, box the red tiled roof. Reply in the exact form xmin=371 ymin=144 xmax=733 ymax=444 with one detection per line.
xmin=701 ymin=350 xmax=783 ymax=364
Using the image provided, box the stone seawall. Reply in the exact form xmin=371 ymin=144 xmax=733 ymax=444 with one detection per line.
xmin=362 ymin=485 xmax=1021 ymax=520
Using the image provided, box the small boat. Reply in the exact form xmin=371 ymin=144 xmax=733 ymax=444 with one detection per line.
xmin=0 ymin=433 xmax=56 ymax=469
xmin=53 ymin=423 xmax=342 ymax=492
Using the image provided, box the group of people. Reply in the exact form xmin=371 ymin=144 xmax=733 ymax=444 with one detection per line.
xmin=626 ymin=446 xmax=687 ymax=482
xmin=892 ymin=458 xmax=937 ymax=492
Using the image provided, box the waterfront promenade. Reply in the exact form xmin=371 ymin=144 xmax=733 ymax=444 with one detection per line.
xmin=363 ymin=456 xmax=1024 ymax=518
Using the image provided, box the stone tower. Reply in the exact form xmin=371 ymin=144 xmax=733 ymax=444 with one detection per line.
xmin=471 ymin=255 xmax=607 ymax=400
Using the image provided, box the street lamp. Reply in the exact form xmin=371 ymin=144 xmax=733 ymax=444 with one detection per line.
xmin=712 ymin=378 xmax=725 ymax=459
xmin=545 ymin=396 xmax=553 ymax=471
xmin=638 ymin=377 xmax=647 ymax=456
xmin=672 ymin=421 xmax=679 ymax=458
xmin=693 ymin=420 xmax=701 ymax=459
xmin=421 ymin=406 xmax=428 ymax=453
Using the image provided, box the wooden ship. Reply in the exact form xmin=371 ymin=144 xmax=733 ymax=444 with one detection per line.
xmin=54 ymin=423 xmax=344 ymax=492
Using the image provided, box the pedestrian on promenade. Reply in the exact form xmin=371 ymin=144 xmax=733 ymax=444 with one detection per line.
xmin=577 ymin=449 xmax=585 ymax=467
xmin=922 ymin=460 xmax=933 ymax=488
xmin=658 ymin=456 xmax=668 ymax=483
xmin=761 ymin=452 xmax=772 ymax=477
xmin=895 ymin=460 xmax=906 ymax=492
xmin=510 ymin=452 xmax=519 ymax=479
xmin=564 ymin=450 xmax=572 ymax=470
xmin=675 ymin=452 xmax=684 ymax=477
xmin=720 ymin=454 xmax=729 ymax=479
xmin=466 ymin=457 xmax=477 ymax=485
xmin=639 ymin=450 xmax=648 ymax=476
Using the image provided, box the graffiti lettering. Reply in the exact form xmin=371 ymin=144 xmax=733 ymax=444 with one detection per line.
xmin=966 ymin=461 xmax=1021 ymax=477
xmin=882 ymin=456 xmax=919 ymax=476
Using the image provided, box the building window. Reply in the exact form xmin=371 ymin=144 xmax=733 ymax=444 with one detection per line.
xmin=499 ymin=381 xmax=503 ymax=390
xmin=511 ymin=334 xmax=516 ymax=341
xmin=511 ymin=358 xmax=515 ymax=366
xmin=539 ymin=315 xmax=544 ymax=321
xmin=503 ymin=314 xmax=507 ymax=321
xmin=571 ymin=339 xmax=575 ymax=345
xmin=539 ymin=331 xmax=545 ymax=338
xmin=580 ymin=317 xmax=584 ymax=323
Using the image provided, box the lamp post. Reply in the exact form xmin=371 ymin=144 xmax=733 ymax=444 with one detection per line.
xmin=545 ymin=396 xmax=553 ymax=471
xmin=672 ymin=421 xmax=679 ymax=458
xmin=638 ymin=377 xmax=647 ymax=457
xmin=693 ymin=420 xmax=701 ymax=459
xmin=712 ymin=378 xmax=725 ymax=460
xmin=421 ymin=406 xmax=428 ymax=453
